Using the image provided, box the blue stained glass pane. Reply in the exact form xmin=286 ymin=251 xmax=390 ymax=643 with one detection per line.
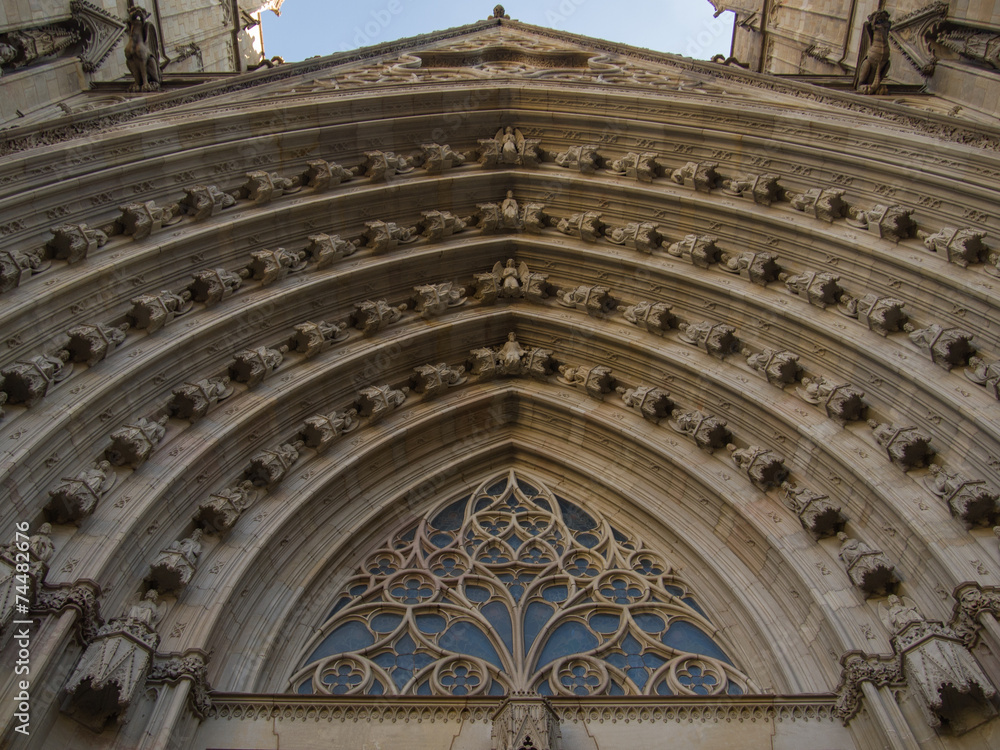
xmin=465 ymin=585 xmax=491 ymax=603
xmin=665 ymin=585 xmax=684 ymax=597
xmin=557 ymin=497 xmax=597 ymax=531
xmin=682 ymin=596 xmax=710 ymax=621
xmin=483 ymin=601 xmax=513 ymax=653
xmin=612 ymin=528 xmax=628 ymax=543
xmin=488 ymin=681 xmax=505 ymax=696
xmin=542 ymin=585 xmax=568 ymax=603
xmin=634 ymin=613 xmax=666 ymax=634
xmin=416 ymin=681 xmax=432 ymax=695
xmin=536 ymin=621 xmax=599 ymax=670
xmin=533 ymin=497 xmax=551 ymax=511
xmin=350 ymin=584 xmax=368 ymax=596
xmin=297 ymin=679 xmax=312 ymax=694
xmin=475 ymin=498 xmax=492 ymax=512
xmin=439 ymin=622 xmax=503 ymax=669
xmin=661 ymin=621 xmax=733 ymax=665
xmin=308 ymin=620 xmax=374 ymax=662
xmin=609 ymin=681 xmax=625 ymax=696
xmin=537 ymin=681 xmax=552 ymax=696
xmin=656 ymin=680 xmax=673 ymax=696
xmin=431 ymin=498 xmax=467 ymax=531
xmin=627 ymin=667 xmax=648 ymax=688
xmin=521 ymin=600 xmax=552 ymax=655
xmin=430 ymin=533 xmax=454 ymax=548
xmin=416 ymin=614 xmax=446 ymax=634
xmin=606 ymin=652 xmax=626 ymax=669
xmin=516 ymin=478 xmax=539 ymax=495
xmin=642 ymin=652 xmax=666 ymax=670
xmin=588 ymin=613 xmax=620 ymax=634
xmin=487 ymin=479 xmax=507 ymax=495
xmin=369 ymin=680 xmax=383 ymax=695
xmin=576 ymin=533 xmax=600 ymax=548
xmin=508 ymin=534 xmax=523 ymax=550
xmin=325 ymin=596 xmax=353 ymax=622
xmin=371 ymin=613 xmax=402 ymax=633
xmin=727 ymin=683 xmax=743 ymax=695
xmin=400 ymin=528 xmax=416 ymax=542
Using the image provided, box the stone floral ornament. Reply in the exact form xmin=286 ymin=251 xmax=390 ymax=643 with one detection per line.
xmin=924 ymin=465 xmax=998 ymax=527
xmin=0 ymin=524 xmax=54 ymax=637
xmin=781 ymin=270 xmax=842 ymax=308
xmin=837 ymin=533 xmax=895 ymax=598
xmin=46 ymin=460 xmax=116 ymax=524
xmin=796 ymin=376 xmax=866 ymax=423
xmin=288 ymin=470 xmax=756 ymax=697
xmin=668 ymin=410 xmax=730 ymax=451
xmin=882 ymin=596 xmax=997 ymax=731
xmin=63 ymin=590 xmax=163 ymax=731
xmin=469 ymin=333 xmax=553 ymax=380
xmin=478 ymin=127 xmax=542 ymax=167
xmin=474 ymin=259 xmax=548 ymax=304
xmin=780 ymin=482 xmax=846 ymax=538
xmin=148 ymin=530 xmax=204 ymax=594
xmin=196 ymin=481 xmax=259 ymax=534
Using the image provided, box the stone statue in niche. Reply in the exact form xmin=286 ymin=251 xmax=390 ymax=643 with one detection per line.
xmin=419 ymin=210 xmax=467 ymax=240
xmin=670 ymin=161 xmax=718 ymax=192
xmin=353 ymin=299 xmax=406 ymax=335
xmin=556 ymin=211 xmax=604 ymax=241
xmin=62 ymin=590 xmax=162 ymax=731
xmin=169 ymin=377 xmax=234 ymax=421
xmin=617 ymin=385 xmax=672 ymax=421
xmin=854 ymin=10 xmax=892 ymax=95
xmin=556 ymin=284 xmax=615 ymax=315
xmin=247 ymin=247 xmax=308 ymax=286
xmin=306 ymin=234 xmax=357 ymax=269
xmin=1 ymin=351 xmax=72 ymax=406
xmin=148 ymin=530 xmax=203 ymax=594
xmin=47 ymin=460 xmax=116 ymax=524
xmin=304 ymin=159 xmax=355 ymax=190
xmin=413 ymin=282 xmax=466 ymax=318
xmin=411 ymin=363 xmax=467 ymax=398
xmin=0 ymin=247 xmax=49 ymax=293
xmin=881 ymin=595 xmax=997 ymax=731
xmin=117 ymin=200 xmax=181 ymax=241
xmin=229 ymin=345 xmax=287 ymax=387
xmin=557 ymin=364 xmax=615 ymax=399
xmin=474 ymin=260 xmax=548 ymax=304
xmin=743 ymin=348 xmax=801 ymax=386
xmin=838 ymin=293 xmax=907 ymax=336
xmin=290 ymin=320 xmax=349 ymax=357
xmin=363 ymin=220 xmax=417 ymax=252
xmin=788 ymin=188 xmax=846 ymax=223
xmin=665 ymin=234 xmax=720 ymax=268
xmin=0 ymin=523 xmax=54 ymax=636
xmin=128 ymin=289 xmax=193 ymax=332
xmin=918 ymin=227 xmax=987 ymax=267
xmin=905 ymin=323 xmax=975 ymax=370
xmin=47 ymin=223 xmax=107 ymax=263
xmin=106 ymin=416 xmax=168 ymax=467
xmin=780 ymin=482 xmax=845 ymax=538
xmin=196 ymin=481 xmax=258 ymax=533
xmin=618 ymin=301 xmax=675 ymax=334
xmin=925 ymin=465 xmax=998 ymax=527
xmin=721 ymin=173 xmax=780 ymax=206
xmin=479 ymin=127 xmax=541 ymax=167
xmin=678 ymin=321 xmax=739 ymax=358
xmin=796 ymin=376 xmax=866 ymax=422
xmin=607 ymin=222 xmax=662 ymax=253
xmin=66 ymin=322 xmax=129 ymax=366
xmin=124 ymin=7 xmax=160 ymax=91
xmin=554 ymin=144 xmax=600 ymax=173
xmin=301 ymin=409 xmax=359 ymax=452
xmin=669 ymin=410 xmax=730 ymax=451
xmin=247 ymin=441 xmax=304 ymax=488
xmin=417 ymin=143 xmax=466 ymax=174
xmin=182 ymin=185 xmax=236 ymax=220
xmin=868 ymin=420 xmax=933 ymax=471
xmin=356 ymin=385 xmax=409 ymax=421
xmin=781 ymin=270 xmax=841 ymax=308
xmin=727 ymin=444 xmax=788 ymax=490
xmin=846 ymin=204 xmax=915 ymax=243
xmin=719 ymin=250 xmax=780 ymax=286
xmin=363 ymin=150 xmax=414 ymax=181
xmin=469 ymin=333 xmax=553 ymax=380
xmin=837 ymin=532 xmax=895 ymax=597
xmin=189 ymin=267 xmax=245 ymax=305
xmin=965 ymin=356 xmax=1000 ymax=400
xmin=240 ymin=170 xmax=301 ymax=203
xmin=609 ymin=151 xmax=659 ymax=182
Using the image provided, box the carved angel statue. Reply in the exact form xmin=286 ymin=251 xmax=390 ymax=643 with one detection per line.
xmin=124 ymin=7 xmax=161 ymax=92
xmin=479 ymin=127 xmax=541 ymax=167
xmin=474 ymin=259 xmax=548 ymax=304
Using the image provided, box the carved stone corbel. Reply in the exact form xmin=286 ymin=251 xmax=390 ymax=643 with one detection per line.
xmin=965 ymin=357 xmax=1000 ymax=400
xmin=303 ymin=159 xmax=354 ymax=190
xmin=925 ymin=465 xmax=998 ymax=527
xmin=468 ymin=334 xmax=552 ymax=380
xmin=32 ymin=580 xmax=103 ymax=644
xmin=719 ymin=250 xmax=780 ymax=285
xmin=412 ymin=282 xmax=466 ymax=317
xmin=608 ymin=151 xmax=659 ymax=182
xmin=728 ymin=444 xmax=788 ymax=489
xmin=195 ymin=481 xmax=258 ymax=534
xmin=0 ymin=525 xmax=54 ymax=637
xmin=780 ymin=482 xmax=845 ymax=538
xmin=721 ymin=173 xmax=779 ymax=205
xmin=189 ymin=267 xmax=244 ymax=305
xmin=918 ymin=226 xmax=987 ymax=267
xmin=106 ymin=416 xmax=168 ymax=467
xmin=557 ymin=364 xmax=615 ymax=399
xmin=147 ymin=650 xmax=212 ymax=718
xmin=246 ymin=441 xmax=304 ymax=488
xmin=1 ymin=351 xmax=72 ymax=406
xmin=417 ymin=143 xmax=465 ymax=173
xmin=788 ymin=188 xmax=846 ymax=223
xmin=356 ymin=385 xmax=408 ymax=421
xmin=665 ymin=234 xmax=720 ymax=267
xmin=554 ymin=144 xmax=600 ymax=173
xmin=353 ymin=299 xmax=406 ymax=335
xmin=66 ymin=322 xmax=129 ymax=366
xmin=905 ymin=323 xmax=975 ymax=370
xmin=181 ymin=185 xmax=236 ymax=220
xmin=419 ymin=210 xmax=467 ymax=240
xmin=868 ymin=420 xmax=933 ymax=471
xmin=0 ymin=247 xmax=49 ymax=293
xmin=47 ymin=223 xmax=107 ymax=263
xmin=669 ymin=409 xmax=730 ymax=451
xmin=240 ymin=170 xmax=301 ymax=203
xmin=670 ymin=161 xmax=718 ymax=192
xmin=306 ymin=234 xmax=358 ymax=268
xmin=363 ymin=220 xmax=417 ymax=252
xmin=118 ymin=200 xmax=181 ymax=241
xmin=950 ymin=583 xmax=1000 ymax=648
xmin=410 ymin=364 xmax=466 ymax=398
xmin=678 ymin=321 xmax=739 ymax=357
xmin=743 ymin=347 xmax=801 ymax=386
xmin=290 ymin=320 xmax=348 ymax=357
xmin=229 ymin=345 xmax=287 ymax=387
xmin=606 ymin=221 xmax=662 ymax=253
xmin=618 ymin=301 xmax=675 ymax=334
xmin=616 ymin=385 xmax=672 ymax=421
xmin=556 ymin=284 xmax=614 ymax=315
xmin=796 ymin=376 xmax=866 ymax=422
xmin=834 ymin=651 xmax=903 ymax=724
xmin=363 ymin=151 xmax=414 ymax=181
xmin=128 ymin=290 xmax=193 ymax=332
xmin=169 ymin=377 xmax=234 ymax=421
xmin=838 ymin=532 xmax=896 ymax=597
xmin=846 ymin=204 xmax=915 ymax=243
xmin=555 ymin=211 xmax=604 ymax=241
xmin=46 ymin=460 xmax=116 ymax=524
xmin=247 ymin=247 xmax=308 ymax=286
xmin=838 ymin=293 xmax=907 ymax=336
xmin=781 ymin=270 xmax=841 ymax=308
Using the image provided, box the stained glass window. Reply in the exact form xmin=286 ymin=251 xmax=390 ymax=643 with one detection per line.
xmin=291 ymin=470 xmax=755 ymax=697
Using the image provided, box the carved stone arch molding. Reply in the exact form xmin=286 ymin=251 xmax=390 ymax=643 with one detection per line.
xmin=1 ymin=14 xmax=999 ymax=750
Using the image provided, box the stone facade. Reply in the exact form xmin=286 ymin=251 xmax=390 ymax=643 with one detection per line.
xmin=0 ymin=5 xmax=999 ymax=750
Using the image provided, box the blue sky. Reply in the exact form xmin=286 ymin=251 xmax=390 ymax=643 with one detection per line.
xmin=261 ymin=1 xmax=734 ymax=61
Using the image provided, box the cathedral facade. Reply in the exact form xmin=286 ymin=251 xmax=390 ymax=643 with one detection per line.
xmin=1 ymin=2 xmax=1000 ymax=749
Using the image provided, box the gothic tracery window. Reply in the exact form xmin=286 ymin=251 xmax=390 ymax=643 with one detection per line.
xmin=291 ymin=470 xmax=755 ymax=697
